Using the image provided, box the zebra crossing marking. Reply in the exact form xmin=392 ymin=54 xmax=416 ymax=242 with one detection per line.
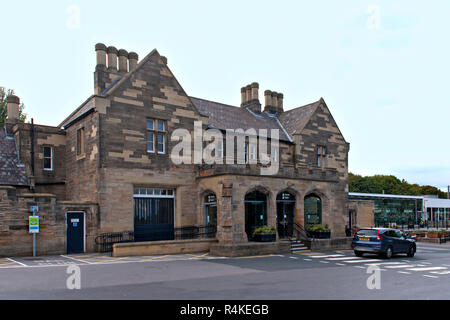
xmin=310 ymin=254 xmax=344 ymax=259
xmin=406 ymin=266 xmax=448 ymax=272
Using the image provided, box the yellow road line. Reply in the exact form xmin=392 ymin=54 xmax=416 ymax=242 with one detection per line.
xmin=187 ymin=253 xmax=209 ymax=260
xmin=292 ymin=250 xmax=312 ymax=254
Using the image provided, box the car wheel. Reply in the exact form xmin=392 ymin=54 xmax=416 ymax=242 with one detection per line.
xmin=384 ymin=246 xmax=393 ymax=259
xmin=354 ymin=251 xmax=363 ymax=257
xmin=407 ymin=245 xmax=415 ymax=257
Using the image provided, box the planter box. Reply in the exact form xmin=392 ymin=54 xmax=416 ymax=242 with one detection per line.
xmin=427 ymin=233 xmax=439 ymax=239
xmin=308 ymin=231 xmax=331 ymax=239
xmin=252 ymin=233 xmax=276 ymax=242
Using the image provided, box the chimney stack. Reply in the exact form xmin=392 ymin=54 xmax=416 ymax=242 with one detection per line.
xmin=128 ymin=52 xmax=139 ymax=71
xmin=6 ymin=95 xmax=20 ymax=122
xmin=240 ymin=82 xmax=261 ymax=113
xmin=263 ymin=89 xmax=284 ymax=114
xmin=107 ymin=46 xmax=118 ymax=71
xmin=118 ymin=49 xmax=129 ymax=73
xmin=94 ymin=43 xmax=139 ymax=94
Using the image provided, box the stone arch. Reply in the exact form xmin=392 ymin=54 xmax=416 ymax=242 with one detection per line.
xmin=244 ymin=187 xmax=270 ymax=241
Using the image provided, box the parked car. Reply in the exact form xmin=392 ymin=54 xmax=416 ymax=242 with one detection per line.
xmin=351 ymin=228 xmax=416 ymax=259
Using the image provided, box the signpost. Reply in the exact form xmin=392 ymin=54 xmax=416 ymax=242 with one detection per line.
xmin=29 ymin=205 xmax=39 ymax=257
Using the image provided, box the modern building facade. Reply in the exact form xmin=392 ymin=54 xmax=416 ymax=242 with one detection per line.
xmin=349 ymin=192 xmax=450 ymax=229
xmin=0 ymin=44 xmax=350 ymax=256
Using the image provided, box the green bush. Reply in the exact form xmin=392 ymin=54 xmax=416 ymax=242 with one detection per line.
xmin=252 ymin=226 xmax=276 ymax=236
xmin=308 ymin=224 xmax=330 ymax=232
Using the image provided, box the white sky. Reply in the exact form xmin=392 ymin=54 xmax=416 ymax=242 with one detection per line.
xmin=1 ymin=0 xmax=449 ymax=190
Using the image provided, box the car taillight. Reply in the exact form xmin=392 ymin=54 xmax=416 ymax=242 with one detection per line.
xmin=377 ymin=230 xmax=383 ymax=241
xmin=353 ymin=228 xmax=360 ymax=238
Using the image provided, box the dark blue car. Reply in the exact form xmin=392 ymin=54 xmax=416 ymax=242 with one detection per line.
xmin=351 ymin=228 xmax=416 ymax=259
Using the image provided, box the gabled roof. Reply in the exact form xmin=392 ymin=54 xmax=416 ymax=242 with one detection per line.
xmin=0 ymin=129 xmax=28 ymax=186
xmin=277 ymin=99 xmax=321 ymax=136
xmin=189 ymin=97 xmax=292 ymax=142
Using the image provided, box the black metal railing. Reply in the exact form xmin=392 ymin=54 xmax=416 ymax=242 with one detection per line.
xmin=95 ymin=225 xmax=217 ymax=253
xmin=95 ymin=231 xmax=135 ymax=253
xmin=174 ymin=225 xmax=217 ymax=240
xmin=293 ymin=222 xmax=309 ymax=240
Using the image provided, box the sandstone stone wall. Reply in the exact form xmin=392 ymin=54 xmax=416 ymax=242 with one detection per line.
xmin=0 ymin=186 xmax=98 ymax=257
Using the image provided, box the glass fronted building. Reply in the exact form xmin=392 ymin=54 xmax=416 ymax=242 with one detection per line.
xmin=349 ymin=193 xmax=450 ymax=229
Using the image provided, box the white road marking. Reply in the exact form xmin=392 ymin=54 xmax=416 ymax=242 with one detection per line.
xmin=319 ymin=261 xmax=330 ymax=264
xmin=326 ymin=256 xmax=362 ymax=261
xmin=365 ymin=262 xmax=406 ymax=266
xmin=60 ymin=255 xmax=94 ymax=265
xmin=385 ymin=265 xmax=416 ymax=269
xmin=343 ymin=259 xmax=382 ymax=264
xmin=311 ymin=254 xmax=344 ymax=259
xmin=430 ymin=270 xmax=450 ymax=275
xmin=6 ymin=258 xmax=27 ymax=267
xmin=354 ymin=266 xmax=366 ymax=269
xmin=423 ymin=275 xmax=439 ymax=279
xmin=398 ymin=271 xmax=412 ymax=274
xmin=406 ymin=266 xmax=448 ymax=272
xmin=289 ymin=257 xmax=298 ymax=260
xmin=335 ymin=263 xmax=346 ymax=266
xmin=303 ymin=259 xmax=312 ymax=261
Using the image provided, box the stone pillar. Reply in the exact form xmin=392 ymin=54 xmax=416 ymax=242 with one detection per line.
xmin=107 ymin=46 xmax=118 ymax=71
xmin=216 ymin=181 xmax=234 ymax=244
xmin=128 ymin=52 xmax=139 ymax=71
xmin=118 ymin=49 xmax=128 ymax=73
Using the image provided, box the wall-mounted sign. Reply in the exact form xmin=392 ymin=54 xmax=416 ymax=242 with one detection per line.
xmin=29 ymin=216 xmax=39 ymax=234
xmin=30 ymin=205 xmax=39 ymax=214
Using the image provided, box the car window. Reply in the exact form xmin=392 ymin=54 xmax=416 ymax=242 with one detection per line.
xmin=356 ymin=229 xmax=378 ymax=236
xmin=384 ymin=230 xmax=394 ymax=237
xmin=395 ymin=230 xmax=404 ymax=238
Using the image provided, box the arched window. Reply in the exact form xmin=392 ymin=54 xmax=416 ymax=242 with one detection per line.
xmin=245 ymin=191 xmax=267 ymax=241
xmin=304 ymin=194 xmax=322 ymax=228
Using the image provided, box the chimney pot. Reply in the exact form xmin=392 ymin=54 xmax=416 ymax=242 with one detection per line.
xmin=95 ymin=43 xmax=107 ymax=67
xmin=118 ymin=49 xmax=129 ymax=73
xmin=271 ymin=91 xmax=278 ymax=110
xmin=277 ymin=93 xmax=284 ymax=112
xmin=128 ymin=52 xmax=139 ymax=71
xmin=6 ymin=95 xmax=20 ymax=122
xmin=241 ymin=87 xmax=247 ymax=105
xmin=251 ymin=82 xmax=259 ymax=101
xmin=245 ymin=85 xmax=252 ymax=103
xmin=107 ymin=46 xmax=118 ymax=70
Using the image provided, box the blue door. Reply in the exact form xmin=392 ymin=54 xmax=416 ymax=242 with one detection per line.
xmin=67 ymin=212 xmax=84 ymax=254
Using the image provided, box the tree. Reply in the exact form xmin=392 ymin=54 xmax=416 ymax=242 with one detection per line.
xmin=349 ymin=172 xmax=447 ymax=199
xmin=0 ymin=87 xmax=27 ymax=127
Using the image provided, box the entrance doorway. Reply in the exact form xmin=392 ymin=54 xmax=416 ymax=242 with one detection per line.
xmin=66 ymin=211 xmax=85 ymax=254
xmin=134 ymin=187 xmax=175 ymax=242
xmin=245 ymin=191 xmax=267 ymax=241
xmin=204 ymin=193 xmax=217 ymax=238
xmin=277 ymin=192 xmax=296 ymax=239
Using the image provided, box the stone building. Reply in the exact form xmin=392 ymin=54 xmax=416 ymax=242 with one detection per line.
xmin=0 ymin=43 xmax=350 ymax=256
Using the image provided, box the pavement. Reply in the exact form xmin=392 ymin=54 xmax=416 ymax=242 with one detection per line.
xmin=0 ymin=242 xmax=449 ymax=299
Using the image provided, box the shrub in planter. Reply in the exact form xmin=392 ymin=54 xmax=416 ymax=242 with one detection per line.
xmin=307 ymin=224 xmax=331 ymax=239
xmin=427 ymin=231 xmax=439 ymax=238
xmin=252 ymin=226 xmax=276 ymax=242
